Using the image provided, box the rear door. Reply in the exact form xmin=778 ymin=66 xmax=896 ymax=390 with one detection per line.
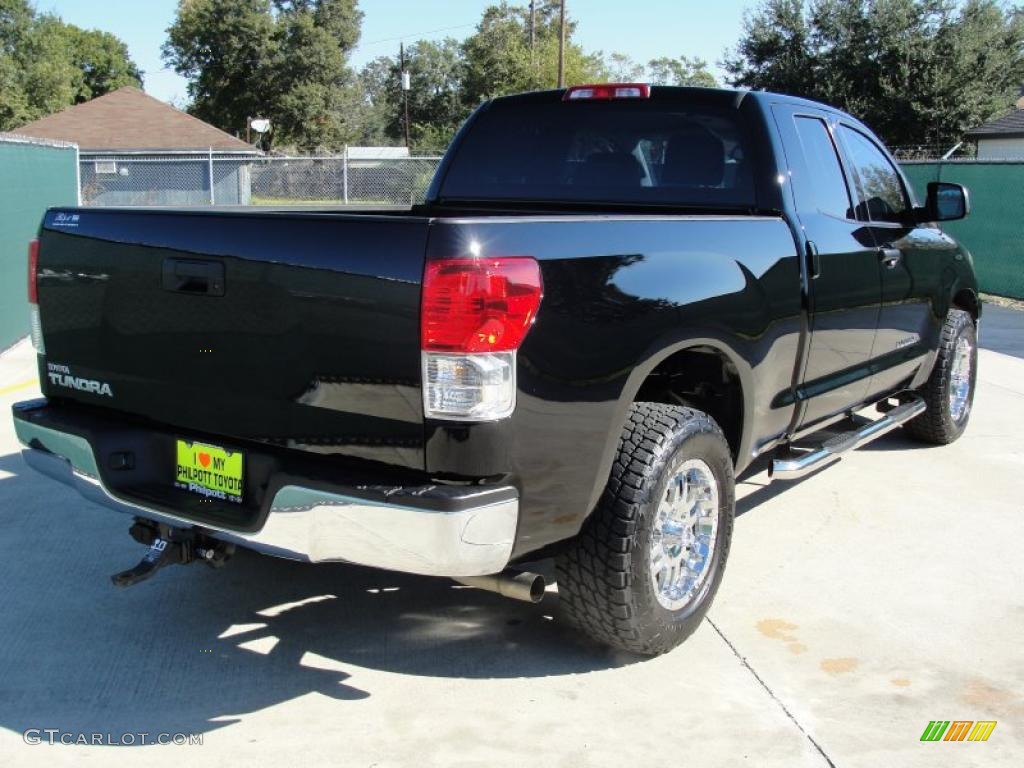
xmin=772 ymin=104 xmax=881 ymax=428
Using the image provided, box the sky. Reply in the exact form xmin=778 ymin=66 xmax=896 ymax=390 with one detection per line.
xmin=37 ymin=0 xmax=753 ymax=105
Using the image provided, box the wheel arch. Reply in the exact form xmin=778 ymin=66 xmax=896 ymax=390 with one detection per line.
xmin=632 ymin=345 xmax=747 ymax=462
xmin=582 ymin=335 xmax=756 ymax=520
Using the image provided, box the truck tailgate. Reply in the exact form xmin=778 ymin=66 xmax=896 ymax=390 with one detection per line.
xmin=36 ymin=208 xmax=428 ymax=471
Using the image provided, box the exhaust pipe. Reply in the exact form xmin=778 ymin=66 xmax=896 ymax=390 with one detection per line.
xmin=454 ymin=568 xmax=546 ymax=603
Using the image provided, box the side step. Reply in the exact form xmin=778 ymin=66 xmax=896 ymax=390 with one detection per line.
xmin=771 ymin=396 xmax=926 ymax=481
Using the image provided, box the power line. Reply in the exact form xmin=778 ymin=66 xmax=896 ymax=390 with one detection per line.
xmin=354 ymin=22 xmax=478 ymax=52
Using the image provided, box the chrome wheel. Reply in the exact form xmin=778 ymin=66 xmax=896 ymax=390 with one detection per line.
xmin=949 ymin=335 xmax=973 ymax=422
xmin=650 ymin=458 xmax=720 ymax=611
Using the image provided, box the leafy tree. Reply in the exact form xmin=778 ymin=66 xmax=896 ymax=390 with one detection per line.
xmin=163 ymin=0 xmax=278 ymax=143
xmin=646 ymin=55 xmax=717 ymax=87
xmin=587 ymin=50 xmax=718 ymax=88
xmin=0 ymin=0 xmax=141 ymax=131
xmin=12 ymin=15 xmax=78 ymax=120
xmin=164 ymin=0 xmax=364 ymax=150
xmin=68 ymin=27 xmax=144 ymax=102
xmin=930 ymin=1 xmax=1024 ymax=145
xmin=353 ymin=2 xmax=722 ymax=151
xmin=359 ymin=2 xmax=607 ymax=150
xmin=405 ymin=39 xmax=468 ymax=149
xmin=0 ymin=0 xmax=30 ymax=45
xmin=0 ymin=53 xmax=31 ymax=128
xmin=605 ymin=51 xmax=644 ymax=82
xmin=270 ymin=1 xmax=363 ymax=149
xmin=725 ymin=0 xmax=1024 ymax=147
xmin=722 ymin=0 xmax=816 ymax=97
xmin=360 ymin=39 xmax=468 ymax=151
xmin=354 ymin=54 xmax=394 ymax=144
xmin=461 ymin=1 xmax=605 ymax=107
xmin=274 ymin=0 xmax=360 ymax=49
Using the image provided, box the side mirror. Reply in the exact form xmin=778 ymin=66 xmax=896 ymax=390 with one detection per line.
xmin=924 ymin=181 xmax=969 ymax=222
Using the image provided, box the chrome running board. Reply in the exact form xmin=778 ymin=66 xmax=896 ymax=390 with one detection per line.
xmin=771 ymin=396 xmax=926 ymax=481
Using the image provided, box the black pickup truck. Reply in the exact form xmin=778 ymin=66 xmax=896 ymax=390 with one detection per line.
xmin=13 ymin=85 xmax=977 ymax=655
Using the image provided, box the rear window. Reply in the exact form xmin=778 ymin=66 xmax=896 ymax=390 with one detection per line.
xmin=437 ymin=97 xmax=757 ymax=208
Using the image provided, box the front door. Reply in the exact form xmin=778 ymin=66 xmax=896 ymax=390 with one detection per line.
xmin=772 ymin=105 xmax=881 ymax=429
xmin=835 ymin=124 xmax=946 ymax=399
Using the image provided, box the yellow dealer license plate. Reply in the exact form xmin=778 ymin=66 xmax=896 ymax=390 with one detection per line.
xmin=175 ymin=440 xmax=243 ymax=504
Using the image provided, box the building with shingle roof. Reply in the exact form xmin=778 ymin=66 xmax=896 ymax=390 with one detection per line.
xmin=966 ymin=94 xmax=1024 ymax=160
xmin=14 ymin=86 xmax=254 ymax=152
xmin=13 ymin=87 xmax=259 ymax=205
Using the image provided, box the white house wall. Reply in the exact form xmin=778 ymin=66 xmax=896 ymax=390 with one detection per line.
xmin=977 ymin=137 xmax=1024 ymax=160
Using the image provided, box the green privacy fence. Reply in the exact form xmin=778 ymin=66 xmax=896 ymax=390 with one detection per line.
xmin=901 ymin=161 xmax=1024 ymax=300
xmin=0 ymin=135 xmax=79 ymax=351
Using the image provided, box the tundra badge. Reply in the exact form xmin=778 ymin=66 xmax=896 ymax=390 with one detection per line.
xmin=46 ymin=362 xmax=113 ymax=397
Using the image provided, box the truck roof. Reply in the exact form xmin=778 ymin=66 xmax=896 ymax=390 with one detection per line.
xmin=488 ymin=86 xmax=862 ymax=127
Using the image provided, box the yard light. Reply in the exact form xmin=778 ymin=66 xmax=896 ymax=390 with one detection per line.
xmin=246 ymin=117 xmax=271 ymax=145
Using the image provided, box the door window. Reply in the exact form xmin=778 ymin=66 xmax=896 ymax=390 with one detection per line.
xmin=839 ymin=126 xmax=909 ymax=223
xmin=793 ymin=116 xmax=854 ymax=219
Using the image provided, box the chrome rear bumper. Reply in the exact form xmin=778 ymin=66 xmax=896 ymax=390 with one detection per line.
xmin=14 ymin=410 xmax=517 ymax=578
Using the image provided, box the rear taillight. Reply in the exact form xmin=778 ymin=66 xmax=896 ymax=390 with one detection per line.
xmin=421 ymin=257 xmax=542 ymax=421
xmin=422 ymin=258 xmax=543 ymax=353
xmin=28 ymin=239 xmax=44 ymax=354
xmin=563 ymin=83 xmax=651 ymax=101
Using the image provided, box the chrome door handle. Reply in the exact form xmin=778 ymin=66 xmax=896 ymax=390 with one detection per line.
xmin=878 ymin=247 xmax=902 ymax=268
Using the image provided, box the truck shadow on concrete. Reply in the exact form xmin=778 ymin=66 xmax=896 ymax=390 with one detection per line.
xmin=0 ymin=450 xmax=632 ymax=743
xmin=733 ymin=425 xmax=928 ymax=516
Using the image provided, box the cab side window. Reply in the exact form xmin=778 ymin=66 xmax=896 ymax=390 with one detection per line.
xmin=793 ymin=116 xmax=854 ymax=219
xmin=839 ymin=126 xmax=909 ymax=223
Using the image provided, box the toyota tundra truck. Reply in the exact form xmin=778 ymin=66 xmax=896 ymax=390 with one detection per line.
xmin=12 ymin=85 xmax=977 ymax=655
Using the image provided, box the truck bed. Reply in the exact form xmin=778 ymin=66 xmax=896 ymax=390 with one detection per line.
xmin=38 ymin=207 xmax=429 ymax=469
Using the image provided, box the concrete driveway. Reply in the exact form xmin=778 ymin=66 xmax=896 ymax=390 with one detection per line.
xmin=1 ymin=306 xmax=1021 ymax=768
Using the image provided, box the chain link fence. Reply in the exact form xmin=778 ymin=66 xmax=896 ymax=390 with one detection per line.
xmin=80 ymin=153 xmax=252 ymax=207
xmin=79 ymin=153 xmax=444 ymax=208
xmin=250 ymin=156 xmax=441 ymax=206
xmin=890 ymin=144 xmax=977 ymax=161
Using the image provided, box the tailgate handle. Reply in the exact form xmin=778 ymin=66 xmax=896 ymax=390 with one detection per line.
xmin=162 ymin=258 xmax=225 ymax=296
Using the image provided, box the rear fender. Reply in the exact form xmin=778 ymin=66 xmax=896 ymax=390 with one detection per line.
xmin=584 ymin=333 xmax=755 ymax=519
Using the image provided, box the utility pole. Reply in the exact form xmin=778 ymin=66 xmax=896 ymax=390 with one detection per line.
xmin=529 ymin=1 xmax=535 ymax=66
xmin=557 ymin=0 xmax=566 ymax=88
xmin=400 ymin=41 xmax=411 ymax=149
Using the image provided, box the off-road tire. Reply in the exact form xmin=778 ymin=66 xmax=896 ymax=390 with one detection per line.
xmin=555 ymin=403 xmax=735 ymax=656
xmin=904 ymin=309 xmax=977 ymax=444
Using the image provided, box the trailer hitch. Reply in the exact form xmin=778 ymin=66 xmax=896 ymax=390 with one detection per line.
xmin=111 ymin=519 xmax=234 ymax=588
